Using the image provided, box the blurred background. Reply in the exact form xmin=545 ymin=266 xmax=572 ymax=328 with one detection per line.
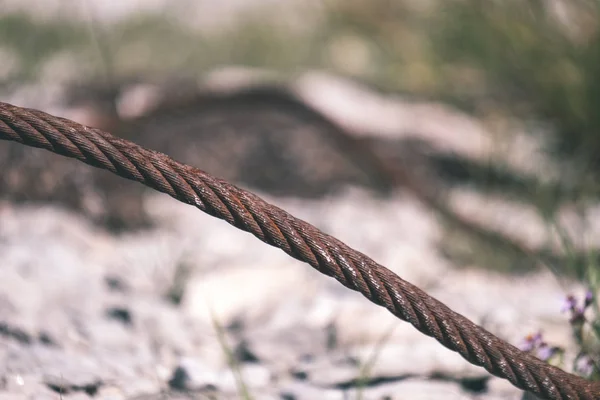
xmin=1 ymin=1 xmax=599 ymax=399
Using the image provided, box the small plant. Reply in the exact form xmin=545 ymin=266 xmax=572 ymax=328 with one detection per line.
xmin=519 ymin=331 xmax=564 ymax=366
xmin=519 ymin=290 xmax=600 ymax=390
xmin=354 ymin=323 xmax=398 ymax=400
xmin=562 ymin=290 xmax=600 ymax=379
xmin=209 ymin=307 xmax=253 ymax=400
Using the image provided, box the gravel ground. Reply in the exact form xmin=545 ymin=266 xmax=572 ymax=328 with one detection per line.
xmin=0 ymin=184 xmax=587 ymax=399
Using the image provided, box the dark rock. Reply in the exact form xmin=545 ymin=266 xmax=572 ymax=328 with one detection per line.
xmin=0 ymin=322 xmax=32 ymax=345
xmin=38 ymin=331 xmax=59 ymax=347
xmin=168 ymin=366 xmax=191 ymax=391
xmin=105 ymin=306 xmax=133 ymax=327
xmin=104 ymin=275 xmax=130 ymax=293
xmin=233 ymin=339 xmax=261 ymax=364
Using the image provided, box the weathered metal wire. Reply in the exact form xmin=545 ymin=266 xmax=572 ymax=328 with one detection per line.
xmin=0 ymin=101 xmax=598 ymax=400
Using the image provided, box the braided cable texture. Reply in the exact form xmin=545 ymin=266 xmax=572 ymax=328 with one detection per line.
xmin=0 ymin=101 xmax=598 ymax=400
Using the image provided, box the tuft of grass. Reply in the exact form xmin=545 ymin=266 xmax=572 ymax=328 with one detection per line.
xmin=353 ymin=322 xmax=397 ymax=400
xmin=431 ymin=0 xmax=600 ymax=178
xmin=208 ymin=306 xmax=253 ymax=400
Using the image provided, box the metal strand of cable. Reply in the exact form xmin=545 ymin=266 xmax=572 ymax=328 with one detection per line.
xmin=0 ymin=101 xmax=598 ymax=400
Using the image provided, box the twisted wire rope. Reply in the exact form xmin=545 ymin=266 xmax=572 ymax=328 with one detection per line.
xmin=0 ymin=101 xmax=598 ymax=400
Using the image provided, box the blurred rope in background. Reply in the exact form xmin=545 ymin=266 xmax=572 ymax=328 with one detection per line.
xmin=2 ymin=0 xmax=599 ymax=183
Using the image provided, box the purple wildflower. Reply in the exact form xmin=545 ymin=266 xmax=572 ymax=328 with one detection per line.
xmin=561 ymin=291 xmax=595 ymax=325
xmin=520 ymin=332 xmax=543 ymax=352
xmin=575 ymin=354 xmax=596 ymax=377
xmin=536 ymin=342 xmax=558 ymax=362
xmin=561 ymin=295 xmax=577 ymax=313
xmin=519 ymin=332 xmax=563 ymax=363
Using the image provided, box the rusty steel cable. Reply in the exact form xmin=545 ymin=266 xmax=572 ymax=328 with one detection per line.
xmin=0 ymin=101 xmax=598 ymax=400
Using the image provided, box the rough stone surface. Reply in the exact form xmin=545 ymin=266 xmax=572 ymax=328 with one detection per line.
xmin=0 ymin=186 xmax=589 ymax=399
